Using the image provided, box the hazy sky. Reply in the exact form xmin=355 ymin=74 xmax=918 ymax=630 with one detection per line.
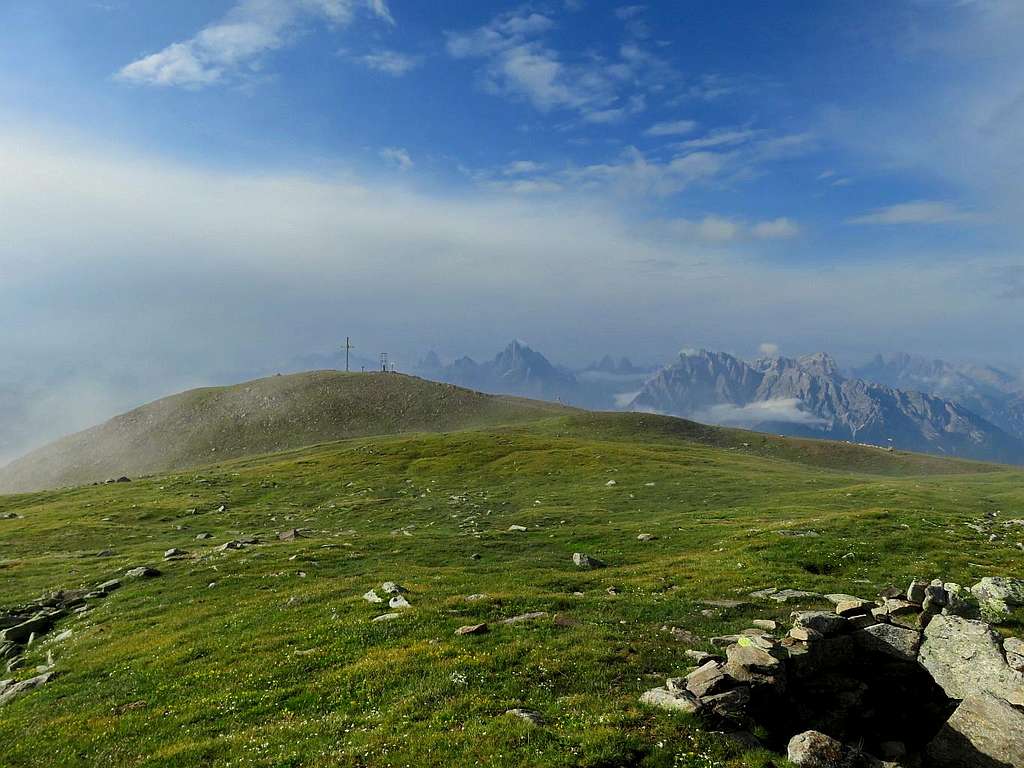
xmin=1 ymin=0 xmax=1023 ymax=454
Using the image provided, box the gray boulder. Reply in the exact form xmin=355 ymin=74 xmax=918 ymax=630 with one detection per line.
xmin=853 ymin=623 xmax=921 ymax=661
xmin=787 ymin=729 xmax=880 ymax=767
xmin=685 ymin=660 xmax=732 ymax=697
xmin=639 ymin=686 xmax=700 ymax=713
xmin=792 ymin=611 xmax=849 ymax=637
xmin=1004 ymin=637 xmax=1024 ymax=672
xmin=926 ymin=692 xmax=1024 ymax=767
xmin=0 ymin=670 xmax=55 ymax=707
xmin=918 ymin=614 xmax=1024 ymax=706
xmin=124 ymin=566 xmax=160 ymax=579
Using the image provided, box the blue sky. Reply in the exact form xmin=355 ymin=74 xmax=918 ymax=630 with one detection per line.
xmin=1 ymin=0 xmax=1023 ymax=449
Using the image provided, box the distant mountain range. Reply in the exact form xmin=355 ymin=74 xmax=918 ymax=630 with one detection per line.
xmin=412 ymin=342 xmax=1024 ymax=464
xmin=414 ymin=340 xmax=654 ymax=410
xmin=631 ymin=350 xmax=1024 ymax=463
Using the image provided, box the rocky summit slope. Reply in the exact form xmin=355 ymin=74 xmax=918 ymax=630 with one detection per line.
xmin=0 ymin=371 xmax=569 ymax=493
xmin=630 ymin=350 xmax=1024 ymax=464
xmin=854 ymin=352 xmax=1024 ymax=442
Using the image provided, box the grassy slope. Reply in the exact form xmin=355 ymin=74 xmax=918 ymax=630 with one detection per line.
xmin=1 ymin=414 xmax=1021 ymax=768
xmin=0 ymin=372 xmax=569 ymax=493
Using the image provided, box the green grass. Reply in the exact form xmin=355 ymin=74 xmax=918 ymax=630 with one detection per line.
xmin=1 ymin=413 xmax=1022 ymax=767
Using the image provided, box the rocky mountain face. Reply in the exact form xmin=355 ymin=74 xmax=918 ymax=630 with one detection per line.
xmin=415 ymin=341 xmax=651 ymax=409
xmin=631 ymin=350 xmax=1024 ymax=464
xmin=854 ymin=353 xmax=1024 ymax=441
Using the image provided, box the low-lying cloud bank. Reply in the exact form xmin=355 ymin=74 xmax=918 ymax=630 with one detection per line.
xmin=0 ymin=127 xmax=1021 ymax=462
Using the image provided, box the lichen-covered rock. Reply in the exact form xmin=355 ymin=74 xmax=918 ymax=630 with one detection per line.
xmin=926 ymin=692 xmax=1024 ymax=767
xmin=918 ymin=614 xmax=1024 ymax=706
xmin=970 ymin=576 xmax=1024 ymax=620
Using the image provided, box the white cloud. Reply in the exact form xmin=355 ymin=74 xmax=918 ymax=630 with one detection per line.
xmin=3 ymin=126 xmax=1023 ymax=453
xmin=356 ymin=49 xmax=420 ymax=76
xmin=752 ymin=218 xmax=800 ymax=239
xmin=758 ymin=342 xmax=780 ymax=357
xmin=379 ymin=146 xmax=413 ymax=171
xmin=502 ymin=160 xmax=545 ymax=176
xmin=445 ymin=9 xmax=679 ymax=124
xmin=694 ymin=399 xmax=827 ymax=428
xmin=677 ymin=128 xmax=760 ymax=150
xmin=117 ymin=0 xmax=393 ymax=87
xmin=667 ymin=216 xmax=800 ymax=243
xmin=645 ymin=119 xmax=698 ymax=137
xmin=848 ymin=201 xmax=978 ymax=225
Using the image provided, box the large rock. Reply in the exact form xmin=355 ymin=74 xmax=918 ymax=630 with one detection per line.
xmin=792 ymin=611 xmax=849 ymax=637
xmin=725 ymin=642 xmax=784 ymax=688
xmin=926 ymin=692 xmax=1024 ymax=767
xmin=853 ymin=623 xmax=921 ymax=661
xmin=639 ymin=686 xmax=700 ymax=713
xmin=0 ymin=670 xmax=55 ymax=706
xmin=685 ymin=660 xmax=732 ymax=698
xmin=970 ymin=577 xmax=1024 ymax=620
xmin=787 ymin=729 xmax=880 ymax=767
xmin=918 ymin=614 xmax=1024 ymax=706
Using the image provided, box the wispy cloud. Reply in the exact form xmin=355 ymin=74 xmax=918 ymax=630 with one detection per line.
xmin=848 ymin=200 xmax=979 ymax=225
xmin=645 ymin=119 xmax=697 ymax=137
xmin=667 ymin=215 xmax=800 ymax=242
xmin=355 ymin=49 xmax=420 ymax=76
xmin=379 ymin=146 xmax=413 ymax=171
xmin=445 ymin=9 xmax=681 ymax=125
xmin=117 ymin=0 xmax=393 ymax=88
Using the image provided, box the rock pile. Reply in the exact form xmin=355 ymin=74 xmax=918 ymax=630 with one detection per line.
xmin=641 ymin=576 xmax=1024 ymax=767
xmin=1 ymin=566 xmax=161 ymax=704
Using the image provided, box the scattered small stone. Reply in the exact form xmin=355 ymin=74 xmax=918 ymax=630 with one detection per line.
xmin=195 ymin=533 xmax=212 ymax=540
xmin=124 ymin=566 xmax=160 ymax=579
xmin=505 ymin=708 xmax=544 ymax=726
xmin=464 ymin=593 xmax=488 ymax=602
xmin=381 ymin=582 xmax=405 ymax=595
xmin=163 ymin=548 xmax=188 ymax=560
xmin=95 ymin=549 xmax=113 ymax=558
xmin=636 ymin=533 xmax=656 ymax=542
xmin=97 ymin=579 xmax=122 ymax=594
xmin=278 ymin=529 xmax=302 ymax=541
xmin=454 ymin=623 xmax=488 ymax=636
xmin=388 ymin=595 xmax=411 ymax=610
xmin=362 ymin=590 xmax=383 ymax=603
xmin=507 ymin=525 xmax=528 ymax=532
xmin=572 ymin=552 xmax=605 ymax=569
xmin=751 ymin=619 xmax=777 ymax=631
xmin=499 ymin=611 xmax=548 ymax=625
xmin=371 ymin=613 xmax=401 ymax=623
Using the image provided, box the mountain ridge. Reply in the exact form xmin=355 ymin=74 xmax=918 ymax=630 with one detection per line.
xmin=631 ymin=349 xmax=1024 ymax=464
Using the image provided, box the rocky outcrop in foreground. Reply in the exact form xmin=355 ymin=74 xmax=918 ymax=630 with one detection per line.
xmin=641 ymin=576 xmax=1024 ymax=767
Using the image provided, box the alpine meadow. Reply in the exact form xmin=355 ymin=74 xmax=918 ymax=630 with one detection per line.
xmin=1 ymin=3 xmax=1023 ymax=768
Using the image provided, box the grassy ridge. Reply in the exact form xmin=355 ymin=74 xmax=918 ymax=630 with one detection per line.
xmin=0 ymin=372 xmax=570 ymax=493
xmin=1 ymin=414 xmax=1021 ymax=767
